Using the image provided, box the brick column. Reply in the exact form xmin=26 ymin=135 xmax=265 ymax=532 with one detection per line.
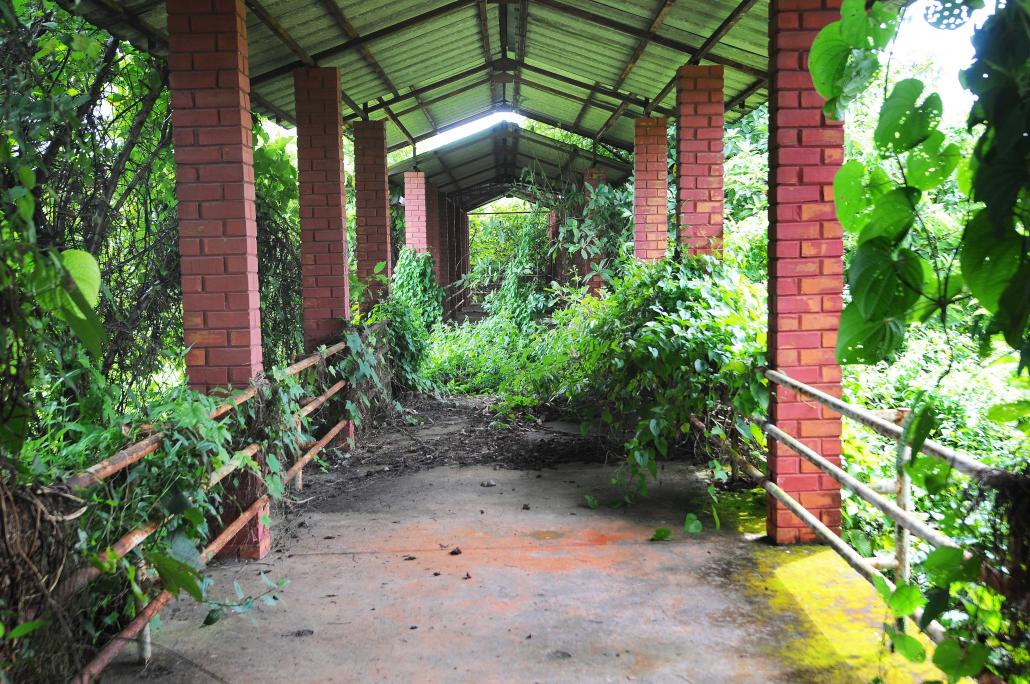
xmin=354 ymin=120 xmax=391 ymax=310
xmin=766 ymin=0 xmax=844 ymax=544
xmin=404 ymin=171 xmax=429 ymax=252
xmin=167 ymin=0 xmax=268 ymax=559
xmin=294 ymin=67 xmax=349 ymax=350
xmin=425 ymin=189 xmax=442 ymax=284
xmin=167 ymin=0 xmax=262 ymax=394
xmin=438 ymin=196 xmax=452 ymax=289
xmin=677 ymin=65 xmax=724 ymax=256
xmin=634 ymin=117 xmax=669 ymax=261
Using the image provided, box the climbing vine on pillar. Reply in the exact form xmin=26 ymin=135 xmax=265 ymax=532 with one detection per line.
xmin=810 ymin=0 xmax=1030 ymax=679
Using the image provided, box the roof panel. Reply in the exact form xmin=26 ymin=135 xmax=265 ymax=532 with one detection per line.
xmin=59 ymin=0 xmax=770 ymax=149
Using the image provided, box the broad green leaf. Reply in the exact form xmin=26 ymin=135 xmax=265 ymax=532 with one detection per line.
xmin=875 ymin=79 xmax=942 ymax=153
xmin=809 ymin=22 xmax=851 ymax=99
xmin=8 ymin=620 xmax=47 ymax=640
xmin=919 ymin=588 xmax=950 ymax=629
xmin=837 ymin=302 xmax=904 ymax=364
xmin=848 ymin=240 xmax=924 ymax=321
xmin=906 ymin=131 xmax=961 ymax=190
xmin=60 ymin=248 xmax=101 ymax=310
xmin=148 ymin=551 xmax=205 ymax=602
xmin=650 ymin=527 xmax=672 ymax=541
xmin=838 ymin=0 xmax=869 ymax=46
xmin=887 ymin=581 xmax=926 ymax=618
xmin=867 ymin=1 xmax=901 ymax=48
xmin=834 ymin=160 xmax=869 ymax=232
xmin=858 ymin=187 xmax=921 ymax=244
xmin=960 ymin=209 xmax=1021 ymax=312
xmin=986 ymin=399 xmax=1030 ymax=423
xmin=932 ymin=638 xmax=989 ymax=677
xmin=994 ymin=263 xmax=1030 ymax=350
xmin=904 ymin=402 xmax=936 ymax=455
xmin=909 ymin=268 xmax=963 ymax=323
xmin=584 ymin=494 xmax=599 ymax=510
xmin=886 ymin=625 xmax=926 ymax=663
xmin=203 ymin=607 xmax=222 ymax=626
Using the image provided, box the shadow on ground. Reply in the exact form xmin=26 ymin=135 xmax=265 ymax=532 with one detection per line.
xmin=106 ymin=396 xmax=948 ymax=683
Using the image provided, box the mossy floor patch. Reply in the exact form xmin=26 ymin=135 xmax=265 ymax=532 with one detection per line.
xmin=739 ymin=545 xmax=953 ymax=683
xmin=716 ymin=486 xmax=766 ymax=535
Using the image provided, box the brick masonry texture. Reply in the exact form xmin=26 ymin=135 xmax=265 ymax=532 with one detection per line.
xmin=294 ymin=66 xmax=350 ymax=351
xmin=677 ymin=65 xmax=725 ymax=256
xmin=767 ymin=0 xmax=844 ymax=545
xmin=634 ymin=117 xmax=669 ymax=261
xmin=167 ymin=0 xmax=268 ymax=559
xmin=354 ymin=120 xmax=391 ymax=311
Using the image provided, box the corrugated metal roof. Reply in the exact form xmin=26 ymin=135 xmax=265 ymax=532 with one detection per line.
xmin=388 ymin=122 xmax=631 ymax=210
xmin=58 ymin=0 xmax=768 ymax=151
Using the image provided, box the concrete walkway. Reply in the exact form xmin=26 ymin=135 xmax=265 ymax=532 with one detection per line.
xmin=106 ymin=455 xmax=946 ymax=683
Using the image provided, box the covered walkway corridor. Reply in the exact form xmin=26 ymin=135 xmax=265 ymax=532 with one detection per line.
xmin=53 ymin=0 xmax=902 ymax=681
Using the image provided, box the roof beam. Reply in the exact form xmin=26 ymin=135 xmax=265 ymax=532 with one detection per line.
xmin=380 ymin=98 xmax=416 ymax=147
xmin=391 ymin=77 xmax=491 ymax=119
xmin=316 ymin=0 xmax=402 ymax=98
xmin=245 ymin=0 xmax=313 ymax=65
xmin=726 ymin=77 xmax=766 ymax=112
xmin=516 ymin=105 xmax=633 ymax=152
xmin=519 ymin=61 xmax=667 ymax=115
xmin=572 ymin=85 xmax=599 ymax=130
xmin=251 ymin=0 xmax=477 ymax=86
xmin=644 ymin=0 xmax=761 ymax=116
xmin=344 ymin=63 xmax=489 ymax=122
xmin=409 ymin=87 xmax=440 ymax=133
xmin=387 ymin=106 xmax=497 ymax=152
xmin=512 ymin=0 xmax=529 ymax=108
xmin=476 ymin=1 xmax=498 ymax=105
xmin=519 ymin=78 xmax=644 ymax=122
xmin=688 ymin=0 xmax=760 ymax=67
xmin=532 ymin=0 xmax=764 ymax=78
xmin=594 ymin=100 xmax=630 ymax=143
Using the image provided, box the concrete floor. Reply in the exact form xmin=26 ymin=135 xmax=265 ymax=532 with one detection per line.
xmin=105 ymin=461 xmax=944 ymax=683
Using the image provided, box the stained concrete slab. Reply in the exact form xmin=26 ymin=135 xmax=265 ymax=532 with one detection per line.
xmin=104 ymin=461 xmax=945 ymax=683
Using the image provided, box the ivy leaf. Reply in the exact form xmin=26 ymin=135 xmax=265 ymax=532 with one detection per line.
xmin=203 ymin=607 xmax=222 ymax=626
xmin=921 ymin=547 xmax=969 ymax=587
xmin=906 ymin=131 xmax=961 ymax=190
xmin=885 ymin=625 xmax=926 ymax=663
xmin=919 ymin=588 xmax=950 ymax=629
xmin=809 ymin=22 xmax=851 ymax=100
xmin=960 ymin=209 xmax=1022 ymax=312
xmin=932 ymin=638 xmax=989 ymax=677
xmin=148 ymin=551 xmax=205 ymax=602
xmin=60 ymin=248 xmax=101 ymax=311
xmin=887 ymin=581 xmax=926 ymax=618
xmin=833 ymin=160 xmax=869 ymax=232
xmin=836 ymin=302 xmax=904 ymax=364
xmin=875 ymin=79 xmax=942 ymax=153
xmin=858 ymin=187 xmax=921 ymax=244
xmin=994 ymin=263 xmax=1030 ymax=350
xmin=848 ymin=240 xmax=924 ymax=321
xmin=650 ymin=527 xmax=672 ymax=541
xmin=8 ymin=620 xmax=47 ymax=640
xmin=904 ymin=401 xmax=936 ymax=455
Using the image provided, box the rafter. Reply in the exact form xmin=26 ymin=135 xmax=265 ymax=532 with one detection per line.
xmin=343 ymin=64 xmax=489 ymax=122
xmin=409 ymin=87 xmax=440 ymax=133
xmin=519 ymin=61 xmax=665 ymax=115
xmin=380 ymin=98 xmax=416 ymax=147
xmin=725 ymin=78 xmax=766 ymax=112
xmin=532 ymin=0 xmax=764 ymax=78
xmin=387 ymin=106 xmax=496 ymax=152
xmin=316 ymin=0 xmax=402 ymax=98
xmin=476 ymin=1 xmax=497 ymax=105
xmin=251 ymin=0 xmax=477 ymax=86
xmin=594 ymin=101 xmax=629 ymax=142
xmin=644 ymin=0 xmax=761 ymax=116
xmin=512 ymin=0 xmax=529 ymax=109
xmin=246 ymin=0 xmax=314 ymax=65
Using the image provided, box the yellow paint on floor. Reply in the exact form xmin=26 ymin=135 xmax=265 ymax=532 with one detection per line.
xmin=741 ymin=546 xmax=953 ymax=683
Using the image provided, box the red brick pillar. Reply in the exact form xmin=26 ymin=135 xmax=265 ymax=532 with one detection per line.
xmin=766 ymin=0 xmax=844 ymax=544
xmin=354 ymin=120 xmax=391 ymax=310
xmin=167 ymin=0 xmax=262 ymax=394
xmin=438 ymin=196 xmax=452 ymax=289
xmin=404 ymin=171 xmax=428 ymax=252
xmin=634 ymin=117 xmax=669 ymax=261
xmin=676 ymin=65 xmax=724 ymax=256
xmin=167 ymin=0 xmax=268 ymax=559
xmin=293 ymin=66 xmax=349 ymax=350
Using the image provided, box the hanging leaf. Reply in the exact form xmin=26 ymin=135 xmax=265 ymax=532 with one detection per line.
xmin=875 ymin=79 xmax=942 ymax=153
xmin=887 ymin=581 xmax=926 ymax=617
xmin=858 ymin=187 xmax=921 ymax=244
xmin=833 ymin=160 xmax=869 ymax=232
xmin=809 ymin=22 xmax=851 ymax=100
xmin=960 ymin=210 xmax=1021 ymax=313
xmin=932 ymin=638 xmax=989 ymax=677
xmin=837 ymin=302 xmax=904 ymax=364
xmin=848 ymin=240 xmax=924 ymax=321
xmin=906 ymin=131 xmax=961 ymax=190
xmin=885 ymin=625 xmax=926 ymax=663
